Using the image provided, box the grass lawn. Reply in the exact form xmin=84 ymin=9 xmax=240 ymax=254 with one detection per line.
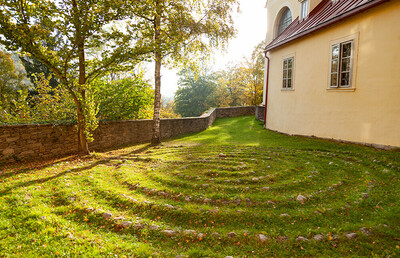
xmin=1 ymin=116 xmax=399 ymax=257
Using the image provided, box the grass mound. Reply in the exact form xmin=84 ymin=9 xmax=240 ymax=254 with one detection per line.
xmin=1 ymin=116 xmax=399 ymax=257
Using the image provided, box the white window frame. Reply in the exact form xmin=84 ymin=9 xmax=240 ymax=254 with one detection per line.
xmin=300 ymin=0 xmax=309 ymax=19
xmin=328 ymin=33 xmax=358 ymax=91
xmin=282 ymin=57 xmax=294 ymax=90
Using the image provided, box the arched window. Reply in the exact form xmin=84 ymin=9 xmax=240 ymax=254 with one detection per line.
xmin=276 ymin=8 xmax=292 ymax=36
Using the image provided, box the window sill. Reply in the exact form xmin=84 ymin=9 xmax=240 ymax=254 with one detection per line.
xmin=281 ymin=88 xmax=295 ymax=91
xmin=326 ymin=87 xmax=356 ymax=92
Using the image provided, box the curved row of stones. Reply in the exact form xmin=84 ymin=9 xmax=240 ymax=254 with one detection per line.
xmin=83 ymin=206 xmax=375 ymax=244
xmin=122 ymin=179 xmax=373 ymax=208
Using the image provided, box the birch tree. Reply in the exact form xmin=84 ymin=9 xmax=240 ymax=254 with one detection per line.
xmin=131 ymin=0 xmax=239 ymax=144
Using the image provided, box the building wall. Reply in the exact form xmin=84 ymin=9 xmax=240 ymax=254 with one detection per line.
xmin=0 ymin=106 xmax=255 ymax=163
xmin=265 ymin=1 xmax=400 ymax=147
xmin=263 ymin=0 xmax=301 ymax=105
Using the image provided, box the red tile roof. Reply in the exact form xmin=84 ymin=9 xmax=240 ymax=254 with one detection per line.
xmin=265 ymin=0 xmax=389 ymax=52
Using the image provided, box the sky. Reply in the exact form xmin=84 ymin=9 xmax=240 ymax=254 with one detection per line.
xmin=150 ymin=0 xmax=269 ymax=99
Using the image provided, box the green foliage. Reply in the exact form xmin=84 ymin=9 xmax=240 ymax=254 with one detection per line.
xmin=94 ymin=75 xmax=154 ymax=121
xmin=132 ymin=0 xmax=240 ymax=68
xmin=19 ymin=56 xmax=59 ymax=88
xmin=30 ymin=73 xmax=75 ymax=124
xmin=172 ymin=42 xmax=265 ymax=116
xmin=174 ymin=69 xmax=217 ymax=117
xmin=0 ymin=0 xmax=148 ymax=152
xmin=160 ymin=98 xmax=181 ymax=118
xmin=214 ymin=41 xmax=265 ymax=107
xmin=0 ymin=51 xmax=31 ymax=123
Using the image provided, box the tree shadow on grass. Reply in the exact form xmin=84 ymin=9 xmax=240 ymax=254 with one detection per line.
xmin=0 ymin=144 xmax=154 ymax=197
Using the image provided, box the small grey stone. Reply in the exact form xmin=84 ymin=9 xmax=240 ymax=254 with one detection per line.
xmin=252 ymin=177 xmax=260 ymax=181
xmin=345 ymin=232 xmax=358 ymax=239
xmin=121 ymin=221 xmax=132 ymax=229
xmin=262 ymin=187 xmax=271 ymax=191
xmin=280 ymin=213 xmax=290 ymax=217
xmin=85 ymin=208 xmax=95 ymax=213
xmin=197 ymin=233 xmax=205 ymax=239
xmin=183 ymin=230 xmax=196 ymax=236
xmin=68 ymin=196 xmax=76 ymax=202
xmin=313 ymin=234 xmax=324 ymax=241
xmin=158 ymin=191 xmax=167 ymax=196
xmin=185 ymin=196 xmax=191 ymax=202
xmin=212 ymin=232 xmax=220 ymax=237
xmin=203 ymin=198 xmax=212 ymax=203
xmin=133 ymin=223 xmax=145 ymax=230
xmin=362 ymin=193 xmax=369 ymax=198
xmin=360 ymin=227 xmax=374 ymax=236
xmin=296 ymin=195 xmax=307 ymax=203
xmin=149 ymin=225 xmax=160 ymax=230
xmin=219 ymin=153 xmax=227 ymax=158
xmin=225 ymin=256 xmax=234 ymax=258
xmin=39 ymin=216 xmax=48 ymax=221
xmin=165 ymin=204 xmax=174 ymax=209
xmin=296 ymin=236 xmax=309 ymax=242
xmin=102 ymin=213 xmax=112 ymax=219
xmin=162 ymin=230 xmax=177 ymax=237
xmin=257 ymin=234 xmax=269 ymax=242
xmin=65 ymin=232 xmax=75 ymax=239
xmin=227 ymin=232 xmax=237 ymax=238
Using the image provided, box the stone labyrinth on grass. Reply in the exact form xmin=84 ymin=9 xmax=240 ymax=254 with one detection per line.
xmin=77 ymin=144 xmax=397 ymax=254
xmin=1 ymin=142 xmax=398 ymax=257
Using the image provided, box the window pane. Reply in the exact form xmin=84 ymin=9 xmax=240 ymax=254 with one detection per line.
xmin=283 ymin=60 xmax=288 ymax=69
xmin=340 ymin=72 xmax=350 ymax=86
xmin=287 ymin=79 xmax=292 ymax=88
xmin=341 ymin=57 xmax=351 ymax=72
xmin=342 ymin=42 xmax=352 ymax=58
xmin=283 ymin=79 xmax=287 ymax=88
xmin=288 ymin=68 xmax=292 ymax=79
xmin=288 ymin=58 xmax=293 ymax=69
xmin=331 ymin=59 xmax=338 ymax=73
xmin=331 ymin=44 xmax=339 ymax=59
xmin=330 ymin=73 xmax=338 ymax=87
xmin=278 ymin=8 xmax=292 ymax=35
xmin=283 ymin=69 xmax=288 ymax=80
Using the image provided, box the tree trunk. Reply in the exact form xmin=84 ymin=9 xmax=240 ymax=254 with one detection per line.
xmin=76 ymin=103 xmax=89 ymax=154
xmin=76 ymin=29 xmax=90 ymax=154
xmin=151 ymin=7 xmax=162 ymax=145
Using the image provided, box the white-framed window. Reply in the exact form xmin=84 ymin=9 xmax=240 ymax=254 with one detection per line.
xmin=300 ymin=0 xmax=309 ymax=19
xmin=282 ymin=57 xmax=294 ymax=89
xmin=330 ymin=40 xmax=353 ymax=88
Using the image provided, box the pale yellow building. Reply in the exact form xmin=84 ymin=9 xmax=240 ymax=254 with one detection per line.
xmin=263 ymin=0 xmax=400 ymax=148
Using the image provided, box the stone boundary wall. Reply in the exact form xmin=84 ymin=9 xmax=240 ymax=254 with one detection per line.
xmin=255 ymin=105 xmax=265 ymax=121
xmin=0 ymin=106 xmax=255 ymax=163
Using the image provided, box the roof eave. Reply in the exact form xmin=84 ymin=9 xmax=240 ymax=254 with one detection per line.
xmin=265 ymin=0 xmax=389 ymax=52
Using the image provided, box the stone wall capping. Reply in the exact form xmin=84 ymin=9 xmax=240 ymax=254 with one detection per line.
xmin=0 ymin=106 xmax=256 ymax=163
